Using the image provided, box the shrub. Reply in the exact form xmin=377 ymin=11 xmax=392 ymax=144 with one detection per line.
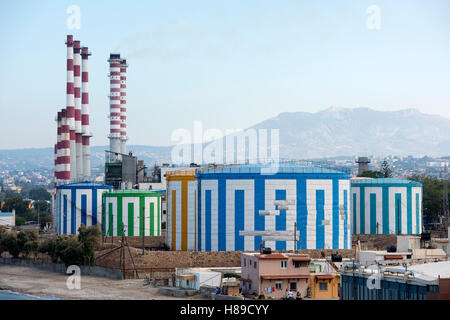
xmin=78 ymin=225 xmax=102 ymax=266
xmin=38 ymin=238 xmax=58 ymax=262
xmin=3 ymin=232 xmax=21 ymax=258
xmin=55 ymin=236 xmax=84 ymax=266
xmin=23 ymin=240 xmax=39 ymax=258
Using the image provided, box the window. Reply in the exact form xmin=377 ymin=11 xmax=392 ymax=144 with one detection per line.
xmin=275 ymin=282 xmax=282 ymax=290
xmin=281 ymin=260 xmax=287 ymax=269
xmin=249 ymin=283 xmax=252 ymax=290
xmin=254 ymin=261 xmax=257 ymax=269
xmin=319 ymin=282 xmax=328 ymax=291
xmin=294 ymin=261 xmax=304 ymax=268
xmin=290 ymin=282 xmax=297 ymax=291
xmin=243 ymin=259 xmax=246 ymax=267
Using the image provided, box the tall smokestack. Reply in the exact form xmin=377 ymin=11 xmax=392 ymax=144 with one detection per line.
xmin=60 ymin=108 xmax=71 ymax=183
xmin=66 ymin=35 xmax=76 ymax=181
xmin=120 ymin=59 xmax=128 ymax=154
xmin=55 ymin=111 xmax=62 ymax=183
xmin=81 ymin=47 xmax=92 ymax=180
xmin=108 ymin=53 xmax=122 ymax=157
xmin=74 ymin=40 xmax=83 ymax=181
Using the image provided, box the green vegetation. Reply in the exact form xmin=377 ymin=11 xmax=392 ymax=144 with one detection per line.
xmin=1 ymin=225 xmax=102 ymax=266
xmin=358 ymin=170 xmax=384 ymax=178
xmin=358 ymin=159 xmax=393 ymax=178
xmin=0 ymin=229 xmax=38 ymax=259
xmin=1 ymin=189 xmax=52 ymax=229
xmin=408 ymin=174 xmax=449 ymax=220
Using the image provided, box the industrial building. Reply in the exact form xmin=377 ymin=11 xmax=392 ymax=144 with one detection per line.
xmin=0 ymin=210 xmax=15 ymax=228
xmin=166 ymin=164 xmax=351 ymax=251
xmin=166 ymin=169 xmax=198 ymax=251
xmin=340 ymin=260 xmax=450 ymax=300
xmin=351 ymin=178 xmax=423 ymax=235
xmin=55 ymin=182 xmax=112 ymax=235
xmin=102 ymin=190 xmax=162 ymax=237
xmin=54 ymin=35 xmax=92 ymax=185
xmin=52 ymin=35 xmax=114 ymax=235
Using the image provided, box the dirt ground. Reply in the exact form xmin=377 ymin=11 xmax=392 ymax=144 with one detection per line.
xmin=0 ymin=265 xmax=205 ymax=300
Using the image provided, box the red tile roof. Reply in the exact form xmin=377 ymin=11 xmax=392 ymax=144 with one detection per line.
xmin=315 ymin=274 xmax=334 ymax=280
xmin=384 ymin=255 xmax=404 ymax=260
xmin=258 ymin=254 xmax=288 ymax=260
xmin=261 ymin=274 xmax=310 ymax=279
xmin=292 ymin=257 xmax=311 ymax=262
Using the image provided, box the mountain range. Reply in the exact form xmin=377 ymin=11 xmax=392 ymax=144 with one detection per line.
xmin=0 ymin=107 xmax=449 ymax=170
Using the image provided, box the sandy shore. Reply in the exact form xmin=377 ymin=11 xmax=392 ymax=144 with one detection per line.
xmin=0 ymin=265 xmax=205 ymax=300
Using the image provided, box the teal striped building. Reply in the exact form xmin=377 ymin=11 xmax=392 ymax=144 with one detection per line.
xmin=350 ymin=178 xmax=423 ymax=235
xmin=102 ymin=190 xmax=162 ymax=236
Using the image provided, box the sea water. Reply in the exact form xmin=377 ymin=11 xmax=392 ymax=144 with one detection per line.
xmin=0 ymin=290 xmax=60 ymax=300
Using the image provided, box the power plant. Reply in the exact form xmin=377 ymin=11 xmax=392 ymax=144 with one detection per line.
xmin=54 ymin=35 xmax=92 ymax=184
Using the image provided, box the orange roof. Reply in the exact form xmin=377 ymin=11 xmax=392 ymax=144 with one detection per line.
xmin=258 ymin=254 xmax=288 ymax=260
xmin=384 ymin=255 xmax=404 ymax=260
xmin=315 ymin=274 xmax=334 ymax=280
xmin=292 ymin=257 xmax=311 ymax=262
xmin=261 ymin=274 xmax=310 ymax=279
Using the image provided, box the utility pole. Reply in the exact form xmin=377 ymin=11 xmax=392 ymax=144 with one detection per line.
xmin=37 ymin=201 xmax=40 ymax=233
xmin=397 ymin=198 xmax=400 ymax=235
xmin=294 ymin=221 xmax=297 ymax=253
xmin=142 ymin=205 xmax=145 ymax=255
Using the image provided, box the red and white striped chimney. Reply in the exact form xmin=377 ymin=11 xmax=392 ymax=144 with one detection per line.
xmin=60 ymin=108 xmax=71 ymax=183
xmin=81 ymin=46 xmax=92 ymax=180
xmin=74 ymin=40 xmax=83 ymax=181
xmin=120 ymin=59 xmax=128 ymax=154
xmin=108 ymin=53 xmax=122 ymax=156
xmin=55 ymin=111 xmax=62 ymax=183
xmin=65 ymin=35 xmax=76 ymax=181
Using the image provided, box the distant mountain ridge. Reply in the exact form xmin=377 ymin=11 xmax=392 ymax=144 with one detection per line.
xmin=0 ymin=107 xmax=449 ymax=170
xmin=251 ymin=107 xmax=450 ymax=158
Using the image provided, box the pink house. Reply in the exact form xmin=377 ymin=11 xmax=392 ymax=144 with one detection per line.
xmin=240 ymin=252 xmax=311 ymax=299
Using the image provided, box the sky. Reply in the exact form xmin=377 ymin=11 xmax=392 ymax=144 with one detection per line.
xmin=0 ymin=0 xmax=449 ymax=149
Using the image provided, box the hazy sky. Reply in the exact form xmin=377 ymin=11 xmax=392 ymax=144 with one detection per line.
xmin=0 ymin=0 xmax=449 ymax=149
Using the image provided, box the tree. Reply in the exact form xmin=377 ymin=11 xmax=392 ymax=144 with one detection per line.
xmin=24 ymin=188 xmax=51 ymax=201
xmin=381 ymin=159 xmax=393 ymax=178
xmin=23 ymin=240 xmax=39 ymax=259
xmin=55 ymin=236 xmax=84 ymax=266
xmin=3 ymin=232 xmax=21 ymax=258
xmin=34 ymin=200 xmax=50 ymax=213
xmin=0 ymin=226 xmax=8 ymax=256
xmin=38 ymin=238 xmax=58 ymax=263
xmin=408 ymin=174 xmax=448 ymax=220
xmin=78 ymin=225 xmax=102 ymax=266
xmin=15 ymin=216 xmax=26 ymax=226
xmin=2 ymin=198 xmax=30 ymax=215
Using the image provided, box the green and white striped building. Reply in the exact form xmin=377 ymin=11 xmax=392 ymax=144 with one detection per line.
xmin=102 ymin=190 xmax=162 ymax=236
xmin=351 ymin=178 xmax=423 ymax=235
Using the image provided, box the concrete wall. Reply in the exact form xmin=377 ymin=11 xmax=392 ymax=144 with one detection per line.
xmin=0 ymin=258 xmax=122 ymax=280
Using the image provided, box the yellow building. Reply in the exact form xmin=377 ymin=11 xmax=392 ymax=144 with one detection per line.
xmin=166 ymin=169 xmax=198 ymax=251
xmin=309 ymin=274 xmax=340 ymax=299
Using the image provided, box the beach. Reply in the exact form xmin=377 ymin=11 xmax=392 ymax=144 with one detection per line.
xmin=0 ymin=265 xmax=204 ymax=300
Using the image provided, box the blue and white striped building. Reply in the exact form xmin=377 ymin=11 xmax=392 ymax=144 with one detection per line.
xmin=350 ymin=178 xmax=423 ymax=235
xmin=196 ymin=164 xmax=351 ymax=251
xmin=55 ymin=182 xmax=112 ymax=235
